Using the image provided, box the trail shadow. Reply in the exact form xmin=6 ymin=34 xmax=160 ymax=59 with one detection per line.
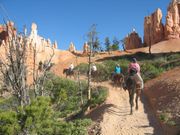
xmin=85 ymin=103 xmax=114 ymax=122
xmin=85 ymin=102 xmax=131 ymax=123
xmin=106 ymin=108 xmax=130 ymax=117
xmin=140 ymin=91 xmax=164 ymax=135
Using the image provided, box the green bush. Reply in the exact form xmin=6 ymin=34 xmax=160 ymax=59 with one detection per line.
xmin=141 ymin=63 xmax=164 ymax=82
xmin=19 ymin=96 xmax=55 ymax=135
xmin=159 ymin=112 xmax=176 ymax=126
xmin=53 ymin=119 xmax=92 ymax=135
xmin=0 ymin=97 xmax=54 ymax=135
xmin=90 ymin=86 xmax=108 ymax=108
xmin=0 ymin=96 xmax=92 ymax=135
xmin=166 ymin=53 xmax=180 ymax=61
xmin=0 ymin=96 xmax=19 ymax=111
xmin=75 ymin=63 xmax=88 ymax=75
xmin=43 ymin=73 xmax=108 ymax=118
xmin=0 ymin=110 xmax=20 ymax=135
xmin=44 ymin=76 xmax=82 ymax=117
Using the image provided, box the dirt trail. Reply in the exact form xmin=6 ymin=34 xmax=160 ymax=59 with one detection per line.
xmin=90 ymin=81 xmax=163 ymax=135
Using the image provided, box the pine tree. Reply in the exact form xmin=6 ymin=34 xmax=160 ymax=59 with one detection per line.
xmin=104 ymin=37 xmax=111 ymax=52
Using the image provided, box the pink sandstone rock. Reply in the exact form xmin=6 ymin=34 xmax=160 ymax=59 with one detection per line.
xmin=144 ymin=8 xmax=164 ymax=47
xmin=83 ymin=42 xmax=89 ymax=54
xmin=164 ymin=0 xmax=180 ymax=39
xmin=124 ymin=30 xmax=142 ymax=50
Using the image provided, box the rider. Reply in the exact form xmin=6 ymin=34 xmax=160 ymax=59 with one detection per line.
xmin=91 ymin=63 xmax=97 ymax=73
xmin=90 ymin=63 xmax=97 ymax=77
xmin=114 ymin=63 xmax=121 ymax=74
xmin=128 ymin=58 xmax=144 ymax=90
xmin=68 ymin=63 xmax=74 ymax=73
xmin=112 ymin=63 xmax=121 ymax=80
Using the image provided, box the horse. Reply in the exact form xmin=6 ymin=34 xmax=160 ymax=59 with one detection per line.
xmin=112 ymin=73 xmax=124 ymax=88
xmin=87 ymin=70 xmax=102 ymax=83
xmin=124 ymin=76 xmax=142 ymax=115
xmin=63 ymin=68 xmax=77 ymax=79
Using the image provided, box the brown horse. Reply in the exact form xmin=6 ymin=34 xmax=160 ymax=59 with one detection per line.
xmin=124 ymin=76 xmax=142 ymax=115
xmin=87 ymin=70 xmax=102 ymax=83
xmin=91 ymin=70 xmax=101 ymax=82
xmin=112 ymin=73 xmax=124 ymax=88
xmin=63 ymin=68 xmax=77 ymax=79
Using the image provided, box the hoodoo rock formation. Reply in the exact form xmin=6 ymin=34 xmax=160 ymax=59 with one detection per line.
xmin=0 ymin=22 xmax=58 ymax=50
xmin=69 ymin=42 xmax=76 ymax=53
xmin=165 ymin=0 xmax=180 ymax=39
xmin=124 ymin=29 xmax=142 ymax=50
xmin=83 ymin=42 xmax=89 ymax=54
xmin=0 ymin=21 xmax=17 ymax=45
xmin=144 ymin=8 xmax=164 ymax=47
xmin=125 ymin=0 xmax=180 ymax=49
xmin=143 ymin=0 xmax=180 ymax=47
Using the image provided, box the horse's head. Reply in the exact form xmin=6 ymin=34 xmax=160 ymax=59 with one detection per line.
xmin=63 ymin=68 xmax=67 ymax=74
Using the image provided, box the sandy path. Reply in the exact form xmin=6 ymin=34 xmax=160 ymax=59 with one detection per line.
xmin=91 ymin=81 xmax=163 ymax=135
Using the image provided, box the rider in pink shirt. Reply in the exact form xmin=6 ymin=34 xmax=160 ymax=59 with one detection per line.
xmin=128 ymin=58 xmax=144 ymax=89
xmin=128 ymin=58 xmax=141 ymax=74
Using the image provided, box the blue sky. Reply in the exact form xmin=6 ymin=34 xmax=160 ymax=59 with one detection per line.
xmin=0 ymin=0 xmax=170 ymax=50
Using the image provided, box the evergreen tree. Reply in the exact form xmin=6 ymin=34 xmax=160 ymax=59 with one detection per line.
xmin=104 ymin=37 xmax=111 ymax=51
xmin=93 ymin=37 xmax=100 ymax=52
xmin=112 ymin=37 xmax=120 ymax=51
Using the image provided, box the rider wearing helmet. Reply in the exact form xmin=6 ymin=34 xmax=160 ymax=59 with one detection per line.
xmin=128 ymin=58 xmax=144 ymax=89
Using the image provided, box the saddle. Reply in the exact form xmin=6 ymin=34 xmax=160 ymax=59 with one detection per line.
xmin=69 ymin=69 xmax=74 ymax=74
xmin=91 ymin=70 xmax=97 ymax=76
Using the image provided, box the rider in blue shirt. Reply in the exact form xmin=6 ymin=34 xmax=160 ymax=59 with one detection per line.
xmin=114 ymin=64 xmax=121 ymax=74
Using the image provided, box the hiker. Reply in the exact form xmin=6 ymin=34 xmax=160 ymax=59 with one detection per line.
xmin=128 ymin=58 xmax=144 ymax=89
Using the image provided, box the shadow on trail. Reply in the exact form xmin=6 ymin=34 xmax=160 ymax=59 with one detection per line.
xmin=85 ymin=104 xmax=130 ymax=122
xmin=106 ymin=108 xmax=130 ymax=117
xmin=85 ymin=103 xmax=114 ymax=122
xmin=140 ymin=91 xmax=164 ymax=135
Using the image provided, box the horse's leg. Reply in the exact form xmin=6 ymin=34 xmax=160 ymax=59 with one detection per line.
xmin=115 ymin=80 xmax=118 ymax=89
xmin=73 ymin=74 xmax=76 ymax=80
xmin=119 ymin=78 xmax=122 ymax=89
xmin=135 ymin=92 xmax=139 ymax=110
xmin=128 ymin=90 xmax=133 ymax=115
xmin=135 ymin=88 xmax=141 ymax=110
xmin=113 ymin=79 xmax=115 ymax=88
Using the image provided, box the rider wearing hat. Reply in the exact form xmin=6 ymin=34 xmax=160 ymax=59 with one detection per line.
xmin=128 ymin=58 xmax=144 ymax=90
